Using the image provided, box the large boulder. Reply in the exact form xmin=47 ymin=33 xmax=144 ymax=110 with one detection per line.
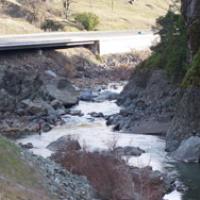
xmin=20 ymin=99 xmax=56 ymax=116
xmin=47 ymin=135 xmax=81 ymax=152
xmin=172 ymin=136 xmax=200 ymax=163
xmin=45 ymin=78 xmax=79 ymax=107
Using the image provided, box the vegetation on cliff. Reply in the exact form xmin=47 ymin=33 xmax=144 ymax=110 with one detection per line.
xmin=183 ymin=50 xmax=200 ymax=87
xmin=139 ymin=10 xmax=188 ymax=83
xmin=139 ymin=2 xmax=200 ymax=87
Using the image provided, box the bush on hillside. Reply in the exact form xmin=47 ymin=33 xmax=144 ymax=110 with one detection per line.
xmin=51 ymin=142 xmax=166 ymax=200
xmin=41 ymin=19 xmax=64 ymax=31
xmin=52 ymin=150 xmax=134 ymax=199
xmin=74 ymin=12 xmax=99 ymax=31
xmin=139 ymin=10 xmax=188 ymax=83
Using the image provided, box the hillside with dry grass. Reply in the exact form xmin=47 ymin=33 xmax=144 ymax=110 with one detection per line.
xmin=0 ymin=0 xmax=172 ymax=34
xmin=0 ymin=137 xmax=54 ymax=200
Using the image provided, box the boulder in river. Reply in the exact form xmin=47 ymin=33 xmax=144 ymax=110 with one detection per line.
xmin=94 ymin=91 xmax=118 ymax=102
xmin=47 ymin=135 xmax=81 ymax=152
xmin=89 ymin=112 xmax=104 ymax=118
xmin=68 ymin=109 xmax=84 ymax=117
xmin=19 ymin=142 xmax=34 ymax=149
xmin=79 ymin=89 xmax=97 ymax=101
xmin=114 ymin=146 xmax=145 ymax=157
xmin=172 ymin=136 xmax=200 ymax=163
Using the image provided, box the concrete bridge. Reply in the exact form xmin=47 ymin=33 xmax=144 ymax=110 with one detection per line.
xmin=0 ymin=31 xmax=157 ymax=55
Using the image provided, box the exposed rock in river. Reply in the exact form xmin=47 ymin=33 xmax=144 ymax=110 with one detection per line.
xmin=172 ymin=136 xmax=200 ymax=163
xmin=114 ymin=146 xmax=145 ymax=157
xmin=47 ymin=135 xmax=81 ymax=152
xmin=107 ymin=69 xmax=177 ymax=135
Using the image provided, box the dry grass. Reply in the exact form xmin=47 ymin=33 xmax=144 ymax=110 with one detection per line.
xmin=0 ymin=17 xmax=41 ymax=34
xmin=51 ymin=0 xmax=172 ymax=30
xmin=0 ymin=136 xmax=54 ymax=200
xmin=0 ymin=0 xmax=172 ymax=35
xmin=52 ymin=150 xmax=135 ymax=200
xmin=52 ymin=142 xmax=166 ymax=200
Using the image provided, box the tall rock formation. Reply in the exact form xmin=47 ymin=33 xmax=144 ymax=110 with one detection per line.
xmin=181 ymin=0 xmax=200 ymax=58
xmin=166 ymin=0 xmax=200 ymax=152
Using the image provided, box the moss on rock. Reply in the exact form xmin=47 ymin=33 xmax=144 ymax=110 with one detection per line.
xmin=182 ymin=49 xmax=200 ymax=87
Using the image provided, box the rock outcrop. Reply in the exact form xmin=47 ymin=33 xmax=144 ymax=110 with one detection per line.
xmin=166 ymin=88 xmax=200 ymax=151
xmin=172 ymin=136 xmax=200 ymax=163
xmin=107 ymin=69 xmax=177 ymax=135
xmin=0 ymin=65 xmax=79 ymax=138
xmin=166 ymin=0 xmax=200 ymax=152
xmin=111 ymin=1 xmax=200 ymax=159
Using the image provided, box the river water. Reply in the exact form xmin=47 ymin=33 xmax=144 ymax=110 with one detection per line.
xmin=17 ymin=83 xmax=189 ymax=200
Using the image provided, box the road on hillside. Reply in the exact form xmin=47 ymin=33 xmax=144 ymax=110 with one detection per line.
xmin=0 ymin=31 xmax=154 ymax=52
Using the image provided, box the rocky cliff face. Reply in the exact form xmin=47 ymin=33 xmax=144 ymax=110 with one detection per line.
xmin=181 ymin=0 xmax=200 ymax=58
xmin=107 ymin=69 xmax=177 ymax=135
xmin=111 ymin=0 xmax=200 ymax=156
xmin=166 ymin=0 xmax=200 ymax=151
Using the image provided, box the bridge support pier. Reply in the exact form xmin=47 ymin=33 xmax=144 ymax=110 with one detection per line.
xmin=86 ymin=41 xmax=100 ymax=56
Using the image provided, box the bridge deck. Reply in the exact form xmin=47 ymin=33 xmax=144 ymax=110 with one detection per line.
xmin=0 ymin=31 xmax=147 ymax=51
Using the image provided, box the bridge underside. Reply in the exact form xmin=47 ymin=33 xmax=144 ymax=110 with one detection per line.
xmin=0 ymin=41 xmax=100 ymax=55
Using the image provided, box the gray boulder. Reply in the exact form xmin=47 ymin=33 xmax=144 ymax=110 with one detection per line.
xmin=89 ymin=112 xmax=104 ymax=118
xmin=95 ymin=91 xmax=118 ymax=102
xmin=45 ymin=78 xmax=79 ymax=107
xmin=68 ymin=109 xmax=84 ymax=116
xmin=20 ymin=99 xmax=56 ymax=116
xmin=172 ymin=136 xmax=200 ymax=163
xmin=114 ymin=146 xmax=145 ymax=157
xmin=19 ymin=142 xmax=34 ymax=149
xmin=80 ymin=89 xmax=97 ymax=101
xmin=47 ymin=135 xmax=81 ymax=152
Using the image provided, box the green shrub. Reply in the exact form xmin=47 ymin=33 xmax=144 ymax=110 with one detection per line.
xmin=41 ymin=19 xmax=64 ymax=31
xmin=140 ymin=11 xmax=188 ymax=83
xmin=74 ymin=12 xmax=99 ymax=31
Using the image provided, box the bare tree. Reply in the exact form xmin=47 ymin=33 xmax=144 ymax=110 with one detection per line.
xmin=62 ymin=0 xmax=74 ymax=19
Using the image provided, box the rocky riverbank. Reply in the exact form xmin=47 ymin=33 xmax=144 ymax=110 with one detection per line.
xmin=106 ymin=69 xmax=178 ymax=136
xmin=23 ymin=151 xmax=99 ymax=200
xmin=0 ymin=49 xmax=144 ymax=139
xmin=0 ymin=64 xmax=79 ymax=138
xmin=50 ymin=137 xmax=169 ymax=200
xmin=105 ymin=0 xmax=200 ymax=164
xmin=1 ymin=49 xmax=168 ymax=200
xmin=106 ymin=67 xmax=200 ymax=163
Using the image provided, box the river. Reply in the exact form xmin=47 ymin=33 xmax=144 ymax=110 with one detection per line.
xmin=17 ymin=82 xmax=190 ymax=200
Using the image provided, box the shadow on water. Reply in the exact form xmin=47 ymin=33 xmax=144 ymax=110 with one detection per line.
xmin=176 ymin=163 xmax=200 ymax=200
